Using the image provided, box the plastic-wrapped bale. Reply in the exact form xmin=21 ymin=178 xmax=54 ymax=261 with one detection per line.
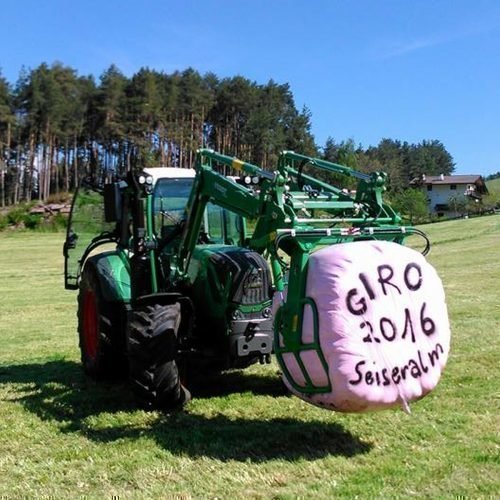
xmin=277 ymin=240 xmax=451 ymax=413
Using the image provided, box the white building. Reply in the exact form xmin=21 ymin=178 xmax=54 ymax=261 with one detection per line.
xmin=410 ymin=174 xmax=488 ymax=217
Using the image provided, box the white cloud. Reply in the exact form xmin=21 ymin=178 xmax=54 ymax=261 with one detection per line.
xmin=373 ymin=20 xmax=500 ymax=60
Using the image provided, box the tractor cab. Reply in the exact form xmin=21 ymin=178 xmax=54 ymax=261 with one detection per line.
xmin=63 ymin=168 xmax=247 ymax=290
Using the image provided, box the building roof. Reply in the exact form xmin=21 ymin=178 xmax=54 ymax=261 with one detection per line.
xmin=410 ymin=174 xmax=488 ymax=194
xmin=410 ymin=174 xmax=483 ymax=185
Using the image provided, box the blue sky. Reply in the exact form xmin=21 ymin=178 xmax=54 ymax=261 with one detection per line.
xmin=1 ymin=0 xmax=499 ymax=176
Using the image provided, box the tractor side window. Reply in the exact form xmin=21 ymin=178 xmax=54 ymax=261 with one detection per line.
xmin=224 ymin=210 xmax=245 ymax=245
xmin=64 ymin=181 xmax=116 ymax=288
xmin=71 ymin=183 xmax=113 ymax=235
xmin=206 ymin=203 xmax=224 ymax=243
xmin=206 ymin=204 xmax=244 ymax=245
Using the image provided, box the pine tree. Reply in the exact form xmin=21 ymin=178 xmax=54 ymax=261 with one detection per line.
xmin=0 ymin=72 xmax=14 ymax=206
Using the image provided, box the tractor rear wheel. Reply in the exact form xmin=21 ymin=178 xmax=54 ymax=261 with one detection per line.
xmin=77 ymin=263 xmax=127 ymax=379
xmin=128 ymin=303 xmax=190 ymax=411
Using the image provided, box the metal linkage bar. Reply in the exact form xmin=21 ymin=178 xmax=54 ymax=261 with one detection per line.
xmin=279 ymin=150 xmax=371 ymax=181
xmin=196 ymin=148 xmax=275 ymax=181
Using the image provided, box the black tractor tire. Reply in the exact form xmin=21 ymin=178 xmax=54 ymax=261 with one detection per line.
xmin=77 ymin=263 xmax=127 ymax=380
xmin=128 ymin=303 xmax=190 ymax=411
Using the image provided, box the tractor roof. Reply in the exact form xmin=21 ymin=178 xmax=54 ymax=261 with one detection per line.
xmin=144 ymin=167 xmax=196 ymax=184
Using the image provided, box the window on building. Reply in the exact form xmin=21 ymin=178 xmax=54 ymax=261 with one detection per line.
xmin=450 ymin=184 xmax=457 ymax=190
xmin=427 ymin=185 xmax=433 ymax=191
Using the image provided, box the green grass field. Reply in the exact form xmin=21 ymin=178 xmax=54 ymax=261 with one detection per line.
xmin=1 ymin=216 xmax=499 ymax=497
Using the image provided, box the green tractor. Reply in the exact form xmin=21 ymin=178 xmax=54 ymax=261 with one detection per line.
xmin=64 ymin=149 xmax=425 ymax=410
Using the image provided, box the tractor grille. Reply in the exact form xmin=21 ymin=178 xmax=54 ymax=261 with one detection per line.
xmin=209 ymin=249 xmax=271 ymax=305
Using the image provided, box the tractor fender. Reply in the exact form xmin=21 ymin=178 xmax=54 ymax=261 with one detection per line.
xmin=84 ymin=251 xmax=131 ymax=303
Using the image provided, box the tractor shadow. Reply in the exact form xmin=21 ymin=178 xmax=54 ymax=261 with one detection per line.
xmin=186 ymin=366 xmax=290 ymax=399
xmin=0 ymin=360 xmax=372 ymax=461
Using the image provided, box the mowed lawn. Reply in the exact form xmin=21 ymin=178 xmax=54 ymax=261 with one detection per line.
xmin=0 ymin=216 xmax=499 ymax=497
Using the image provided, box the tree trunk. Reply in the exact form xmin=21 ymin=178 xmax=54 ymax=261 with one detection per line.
xmin=200 ymin=106 xmax=205 ymax=148
xmin=159 ymin=124 xmax=166 ymax=167
xmin=13 ymin=160 xmax=21 ymax=204
xmin=64 ymin=138 xmax=69 ymax=192
xmin=54 ymin=137 xmax=59 ymax=195
xmin=1 ymin=122 xmax=11 ymax=207
xmin=188 ymin=112 xmax=195 ymax=168
xmin=27 ymin=133 xmax=35 ymax=201
xmin=0 ymin=166 xmax=4 ymax=208
xmin=73 ymin=134 xmax=78 ymax=190
xmin=45 ymin=139 xmax=51 ymax=201
xmin=179 ymin=118 xmax=184 ymax=168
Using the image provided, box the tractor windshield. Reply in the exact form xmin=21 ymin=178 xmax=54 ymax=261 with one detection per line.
xmin=153 ymin=176 xmax=245 ymax=247
xmin=154 ymin=177 xmax=193 ymax=229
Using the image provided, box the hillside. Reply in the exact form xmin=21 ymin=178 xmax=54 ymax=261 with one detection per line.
xmin=486 ymin=177 xmax=500 ymax=197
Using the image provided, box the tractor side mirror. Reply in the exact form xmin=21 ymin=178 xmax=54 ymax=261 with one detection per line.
xmin=104 ymin=182 xmax=124 ymax=222
xmin=63 ymin=230 xmax=78 ymax=257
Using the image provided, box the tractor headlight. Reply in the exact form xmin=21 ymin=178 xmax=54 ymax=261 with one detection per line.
xmin=146 ymin=175 xmax=153 ymax=185
xmin=138 ymin=175 xmax=146 ymax=184
xmin=262 ymin=307 xmax=272 ymax=318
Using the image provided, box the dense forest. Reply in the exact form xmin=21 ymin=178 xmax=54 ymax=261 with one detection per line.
xmin=0 ymin=62 xmax=455 ymax=206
